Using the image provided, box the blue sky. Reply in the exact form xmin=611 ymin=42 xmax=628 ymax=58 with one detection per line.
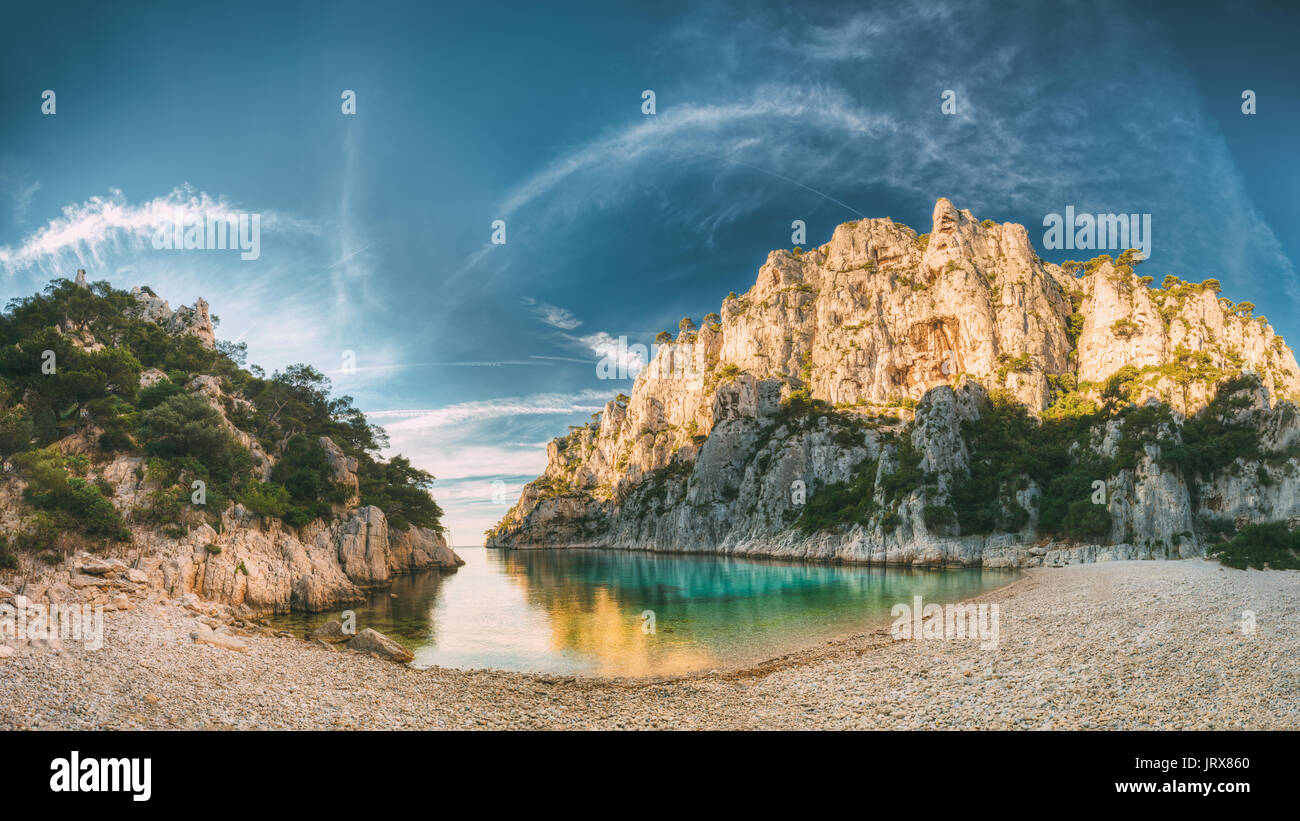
xmin=2 ymin=0 xmax=1298 ymax=543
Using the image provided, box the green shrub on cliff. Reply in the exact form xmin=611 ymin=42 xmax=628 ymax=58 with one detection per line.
xmin=140 ymin=393 xmax=250 ymax=485
xmin=271 ymin=434 xmax=348 ymax=527
xmin=951 ymin=392 xmax=1113 ymax=540
xmin=137 ymin=378 xmax=185 ymax=409
xmin=797 ymin=458 xmax=879 ymax=533
xmin=359 ymin=456 xmax=443 ymax=531
xmin=239 ymin=480 xmax=291 ymax=519
xmin=0 ymin=405 xmax=35 ymax=458
xmin=922 ymin=504 xmax=956 ymax=529
xmin=10 ymin=446 xmax=129 ymax=542
xmin=1159 ymin=375 xmax=1261 ymax=505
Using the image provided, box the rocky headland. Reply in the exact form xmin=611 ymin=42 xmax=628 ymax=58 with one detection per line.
xmin=489 ymin=199 xmax=1300 ymax=568
xmin=0 ymin=272 xmax=462 ymax=621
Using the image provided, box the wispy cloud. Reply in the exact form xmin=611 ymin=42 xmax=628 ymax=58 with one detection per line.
xmin=518 ymin=298 xmax=648 ymax=378
xmin=499 ymin=84 xmax=894 ymax=223
xmin=573 ymin=331 xmax=646 ymax=378
xmin=0 ymin=160 xmax=40 ymax=226
xmin=522 ymin=296 xmax=582 ymax=329
xmin=367 ymin=389 xmax=609 ymax=433
xmin=0 ymin=184 xmax=318 ymax=278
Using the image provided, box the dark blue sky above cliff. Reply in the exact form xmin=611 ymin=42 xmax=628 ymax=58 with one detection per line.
xmin=2 ymin=0 xmax=1297 ymax=541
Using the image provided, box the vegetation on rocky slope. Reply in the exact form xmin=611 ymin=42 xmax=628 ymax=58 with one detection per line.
xmin=787 ymin=369 xmax=1292 ymax=545
xmin=0 ymin=276 xmax=443 ymax=559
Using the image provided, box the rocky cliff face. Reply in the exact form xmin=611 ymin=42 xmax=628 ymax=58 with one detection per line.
xmin=488 ymin=199 xmax=1300 ymax=567
xmin=4 ymin=500 xmax=460 ymax=617
xmin=2 ymin=436 xmax=461 ymax=618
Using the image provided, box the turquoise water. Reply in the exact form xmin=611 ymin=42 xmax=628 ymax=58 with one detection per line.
xmin=271 ymin=547 xmax=1014 ymax=677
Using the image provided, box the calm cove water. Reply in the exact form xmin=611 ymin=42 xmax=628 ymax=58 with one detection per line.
xmin=271 ymin=547 xmax=1014 ymax=677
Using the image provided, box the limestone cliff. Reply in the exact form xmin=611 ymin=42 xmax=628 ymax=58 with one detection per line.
xmin=5 ymin=499 xmax=461 ymax=616
xmin=488 ymin=199 xmax=1300 ymax=567
xmin=2 ymin=425 xmax=461 ymax=618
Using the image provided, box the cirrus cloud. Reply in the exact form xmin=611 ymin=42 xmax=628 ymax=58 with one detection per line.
xmin=0 ymin=184 xmax=318 ymax=278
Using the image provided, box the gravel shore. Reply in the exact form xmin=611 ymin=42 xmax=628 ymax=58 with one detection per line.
xmin=2 ymin=559 xmax=1295 ymax=730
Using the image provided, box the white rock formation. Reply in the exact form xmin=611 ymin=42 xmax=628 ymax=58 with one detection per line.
xmin=129 ymin=287 xmax=216 ymax=349
xmin=489 ymin=199 xmax=1300 ymax=567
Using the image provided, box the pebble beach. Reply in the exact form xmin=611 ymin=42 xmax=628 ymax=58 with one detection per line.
xmin=1 ymin=559 xmax=1295 ymax=730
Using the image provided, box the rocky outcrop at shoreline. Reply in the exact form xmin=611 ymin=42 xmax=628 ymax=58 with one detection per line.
xmin=141 ymin=502 xmax=462 ymax=614
xmin=4 ymin=501 xmax=462 ymax=617
xmin=0 ymin=274 xmax=463 ymax=616
xmin=1 ymin=402 xmax=462 ymax=616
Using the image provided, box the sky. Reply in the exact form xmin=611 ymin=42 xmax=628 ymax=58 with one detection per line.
xmin=1 ymin=0 xmax=1298 ymax=544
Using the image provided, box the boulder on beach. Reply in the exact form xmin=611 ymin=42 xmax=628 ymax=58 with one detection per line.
xmin=191 ymin=623 xmax=250 ymax=653
xmin=348 ymin=628 xmax=413 ymax=664
xmin=309 ymin=620 xmax=353 ymax=644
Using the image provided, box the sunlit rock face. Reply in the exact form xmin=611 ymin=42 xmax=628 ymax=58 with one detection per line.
xmin=128 ymin=503 xmax=461 ymax=614
xmin=489 ymin=199 xmax=1300 ymax=567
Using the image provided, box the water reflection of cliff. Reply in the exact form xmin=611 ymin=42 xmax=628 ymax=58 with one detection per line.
xmin=355 ymin=569 xmax=454 ymax=646
xmin=263 ymin=568 xmax=457 ymax=648
xmin=490 ymin=549 xmax=1009 ymax=676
